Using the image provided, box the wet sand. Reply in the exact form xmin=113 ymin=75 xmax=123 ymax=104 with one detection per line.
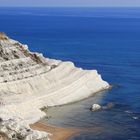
xmin=30 ymin=122 xmax=80 ymax=140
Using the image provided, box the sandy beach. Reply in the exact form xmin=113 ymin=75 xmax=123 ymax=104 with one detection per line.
xmin=30 ymin=122 xmax=81 ymax=140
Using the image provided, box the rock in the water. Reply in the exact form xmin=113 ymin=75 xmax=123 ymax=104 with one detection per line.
xmin=106 ymin=102 xmax=115 ymax=109
xmin=90 ymin=104 xmax=102 ymax=111
xmin=101 ymin=102 xmax=115 ymax=110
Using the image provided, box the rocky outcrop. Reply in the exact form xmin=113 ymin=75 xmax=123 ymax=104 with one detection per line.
xmin=0 ymin=115 xmax=50 ymax=140
xmin=0 ymin=33 xmax=110 ymax=139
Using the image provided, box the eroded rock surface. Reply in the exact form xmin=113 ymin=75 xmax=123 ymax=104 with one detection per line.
xmin=0 ymin=33 xmax=110 ymax=139
xmin=0 ymin=116 xmax=50 ymax=140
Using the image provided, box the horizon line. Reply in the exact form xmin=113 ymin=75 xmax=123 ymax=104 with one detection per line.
xmin=1 ymin=6 xmax=140 ymax=8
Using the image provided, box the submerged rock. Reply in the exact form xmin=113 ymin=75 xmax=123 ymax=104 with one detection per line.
xmin=106 ymin=102 xmax=115 ymax=109
xmin=102 ymin=102 xmax=115 ymax=109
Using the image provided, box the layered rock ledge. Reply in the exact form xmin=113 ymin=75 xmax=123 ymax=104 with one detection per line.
xmin=0 ymin=33 xmax=110 ymax=139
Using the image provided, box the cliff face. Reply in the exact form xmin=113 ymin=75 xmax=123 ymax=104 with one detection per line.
xmin=0 ymin=33 xmax=109 ymax=139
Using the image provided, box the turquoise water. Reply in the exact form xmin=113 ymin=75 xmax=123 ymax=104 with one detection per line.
xmin=0 ymin=7 xmax=140 ymax=139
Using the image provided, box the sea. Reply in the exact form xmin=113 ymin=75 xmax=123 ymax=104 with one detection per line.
xmin=0 ymin=7 xmax=140 ymax=140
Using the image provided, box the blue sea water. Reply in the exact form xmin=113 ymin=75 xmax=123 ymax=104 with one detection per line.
xmin=0 ymin=7 xmax=140 ymax=140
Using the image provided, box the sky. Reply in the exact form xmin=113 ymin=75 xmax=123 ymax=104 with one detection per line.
xmin=0 ymin=0 xmax=140 ymax=7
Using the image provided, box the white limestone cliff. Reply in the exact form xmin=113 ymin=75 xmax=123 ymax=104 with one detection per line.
xmin=0 ymin=33 xmax=110 ymax=139
xmin=0 ymin=112 xmax=50 ymax=140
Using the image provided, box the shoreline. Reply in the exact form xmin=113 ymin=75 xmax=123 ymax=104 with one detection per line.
xmin=30 ymin=121 xmax=103 ymax=140
xmin=30 ymin=122 xmax=81 ymax=140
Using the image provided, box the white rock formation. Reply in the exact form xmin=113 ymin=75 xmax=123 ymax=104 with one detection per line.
xmin=0 ymin=33 xmax=110 ymax=139
xmin=90 ymin=104 xmax=102 ymax=112
xmin=0 ymin=114 xmax=50 ymax=140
